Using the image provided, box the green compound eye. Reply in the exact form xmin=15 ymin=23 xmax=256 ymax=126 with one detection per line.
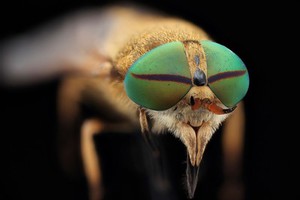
xmin=124 ymin=41 xmax=192 ymax=110
xmin=201 ymin=40 xmax=249 ymax=107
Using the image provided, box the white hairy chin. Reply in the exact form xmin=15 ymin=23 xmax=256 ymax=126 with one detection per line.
xmin=147 ymin=105 xmax=229 ymax=134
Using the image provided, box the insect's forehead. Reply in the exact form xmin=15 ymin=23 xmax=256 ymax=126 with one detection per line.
xmin=181 ymin=40 xmax=207 ymax=76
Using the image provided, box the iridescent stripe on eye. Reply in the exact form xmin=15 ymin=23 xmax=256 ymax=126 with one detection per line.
xmin=131 ymin=73 xmax=192 ymax=85
xmin=208 ymin=70 xmax=246 ymax=83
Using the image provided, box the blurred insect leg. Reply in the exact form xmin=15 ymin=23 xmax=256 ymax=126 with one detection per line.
xmin=218 ymin=102 xmax=245 ymax=200
xmin=81 ymin=118 xmax=104 ymax=200
xmin=139 ymin=108 xmax=160 ymax=155
xmin=57 ymin=78 xmax=86 ymax=179
xmin=57 ymin=77 xmax=104 ymax=200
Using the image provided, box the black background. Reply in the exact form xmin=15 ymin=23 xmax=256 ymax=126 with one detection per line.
xmin=1 ymin=0 xmax=285 ymax=200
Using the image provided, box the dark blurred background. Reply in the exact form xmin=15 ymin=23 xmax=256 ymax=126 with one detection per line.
xmin=1 ymin=0 xmax=284 ymax=200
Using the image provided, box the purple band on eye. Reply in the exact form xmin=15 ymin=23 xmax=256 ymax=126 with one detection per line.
xmin=208 ymin=70 xmax=246 ymax=84
xmin=131 ymin=73 xmax=192 ymax=85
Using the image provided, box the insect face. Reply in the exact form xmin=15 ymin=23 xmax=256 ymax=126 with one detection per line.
xmin=124 ymin=39 xmax=249 ymax=197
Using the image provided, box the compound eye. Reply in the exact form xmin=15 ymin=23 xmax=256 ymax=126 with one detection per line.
xmin=201 ymin=40 xmax=249 ymax=107
xmin=124 ymin=42 xmax=192 ymax=110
